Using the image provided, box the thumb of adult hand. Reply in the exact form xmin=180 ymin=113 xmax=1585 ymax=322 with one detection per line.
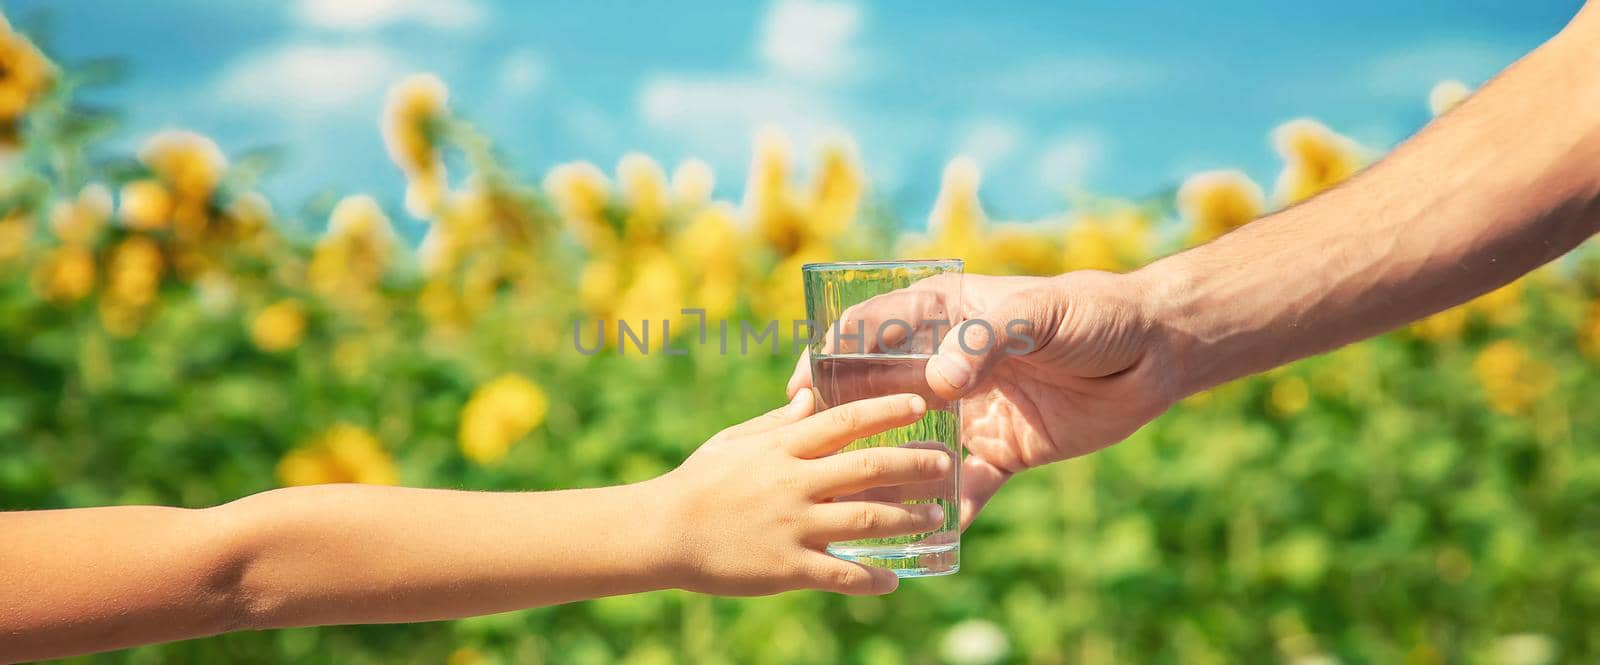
xmin=925 ymin=287 xmax=1061 ymax=400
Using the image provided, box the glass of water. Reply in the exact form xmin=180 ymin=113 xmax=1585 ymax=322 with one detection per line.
xmin=802 ymin=259 xmax=963 ymax=578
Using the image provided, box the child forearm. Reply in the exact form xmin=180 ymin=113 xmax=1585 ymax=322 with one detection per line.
xmin=218 ymin=483 xmax=673 ymax=628
xmin=2 ymin=392 xmax=946 ymax=662
xmin=1 ymin=482 xmax=673 ymax=662
xmin=2 ymin=503 xmax=241 ymax=661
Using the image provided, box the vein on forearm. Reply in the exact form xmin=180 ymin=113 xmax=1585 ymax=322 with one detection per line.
xmin=1150 ymin=14 xmax=1600 ymax=395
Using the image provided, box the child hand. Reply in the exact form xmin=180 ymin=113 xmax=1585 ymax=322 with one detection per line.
xmin=650 ymin=389 xmax=950 ymax=596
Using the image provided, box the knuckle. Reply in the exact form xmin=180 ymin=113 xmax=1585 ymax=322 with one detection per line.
xmin=857 ymin=452 xmax=887 ymax=478
xmin=773 ymin=504 xmax=801 ymax=530
xmin=774 ymin=461 xmax=807 ymax=491
xmin=832 ymin=407 xmax=863 ymax=433
xmin=785 ymin=567 xmax=815 ymax=592
xmin=1015 ymin=442 xmax=1056 ymax=470
xmin=853 ymin=507 xmax=883 ymax=531
xmin=890 ymin=507 xmax=918 ymax=530
xmin=830 ymin=565 xmax=864 ymax=591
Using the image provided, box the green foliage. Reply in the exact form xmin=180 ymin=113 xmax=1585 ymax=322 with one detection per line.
xmin=7 ymin=268 xmax=1599 ymax=664
xmin=3 ymin=21 xmax=1598 ymax=665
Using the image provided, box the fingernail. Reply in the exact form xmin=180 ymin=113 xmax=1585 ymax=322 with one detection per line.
xmin=924 ymin=504 xmax=945 ymax=523
xmin=930 ymin=355 xmax=973 ymax=390
xmin=907 ymin=394 xmax=926 ymax=414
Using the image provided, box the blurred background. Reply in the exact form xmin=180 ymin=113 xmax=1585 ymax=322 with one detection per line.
xmin=2 ymin=1 xmax=1597 ymax=663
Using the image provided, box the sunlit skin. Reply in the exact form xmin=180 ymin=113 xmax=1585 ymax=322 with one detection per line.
xmin=7 ymin=3 xmax=1600 ymax=663
xmin=0 ymin=391 xmax=950 ymax=662
xmin=792 ymin=1 xmax=1600 ymax=529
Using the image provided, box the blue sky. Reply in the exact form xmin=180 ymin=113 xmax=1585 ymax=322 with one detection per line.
xmin=7 ymin=0 xmax=1583 ymax=229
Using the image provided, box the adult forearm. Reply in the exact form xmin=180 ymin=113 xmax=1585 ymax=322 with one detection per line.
xmin=1137 ymin=11 xmax=1600 ymax=397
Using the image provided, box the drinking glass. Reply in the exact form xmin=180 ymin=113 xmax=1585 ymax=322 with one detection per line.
xmin=802 ymin=259 xmax=963 ymax=577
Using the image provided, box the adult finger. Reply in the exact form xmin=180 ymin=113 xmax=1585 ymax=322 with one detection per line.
xmin=804 ymin=353 xmax=938 ymax=409
xmin=958 ymin=455 xmax=1013 ymax=532
xmin=926 ymin=285 xmax=1062 ymax=401
xmin=819 ymin=282 xmax=958 ymax=356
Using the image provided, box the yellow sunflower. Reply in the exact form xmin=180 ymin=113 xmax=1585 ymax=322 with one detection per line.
xmin=278 ymin=424 xmax=398 ymax=486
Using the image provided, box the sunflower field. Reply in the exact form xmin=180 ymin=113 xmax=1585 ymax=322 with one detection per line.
xmin=3 ymin=14 xmax=1599 ymax=665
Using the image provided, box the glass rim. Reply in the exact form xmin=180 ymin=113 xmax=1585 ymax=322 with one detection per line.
xmin=801 ymin=258 xmax=964 ymax=272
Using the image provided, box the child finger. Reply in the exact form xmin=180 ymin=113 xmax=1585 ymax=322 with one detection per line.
xmin=777 ymin=393 xmax=926 ymax=458
xmin=805 ymin=500 xmax=945 ymax=543
xmin=785 ymin=350 xmax=814 ymax=399
xmin=717 ymin=390 xmax=814 ymax=442
xmin=806 ymin=446 xmax=952 ymax=498
xmin=831 ymin=475 xmax=952 ymax=505
xmin=802 ymin=554 xmax=899 ymax=595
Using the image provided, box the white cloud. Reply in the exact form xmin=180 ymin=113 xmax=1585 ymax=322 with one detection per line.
xmin=638 ymin=75 xmax=840 ymax=163
xmin=216 ymin=43 xmax=405 ymax=116
xmin=1367 ymin=41 xmax=1520 ymax=97
xmin=1037 ymin=133 xmax=1102 ymax=190
xmin=559 ymin=100 xmax=624 ymax=155
xmin=759 ymin=0 xmax=862 ymax=80
xmin=632 ymin=0 xmax=868 ymax=171
xmin=499 ymin=48 xmax=546 ymax=95
xmin=639 ymin=77 xmax=806 ymax=129
xmin=296 ymin=0 xmax=484 ymax=32
xmin=957 ymin=119 xmax=1022 ymax=168
xmin=990 ymin=55 xmax=1163 ymax=102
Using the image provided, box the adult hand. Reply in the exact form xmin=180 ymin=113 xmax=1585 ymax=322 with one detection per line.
xmin=788 ymin=270 xmax=1178 ymax=528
